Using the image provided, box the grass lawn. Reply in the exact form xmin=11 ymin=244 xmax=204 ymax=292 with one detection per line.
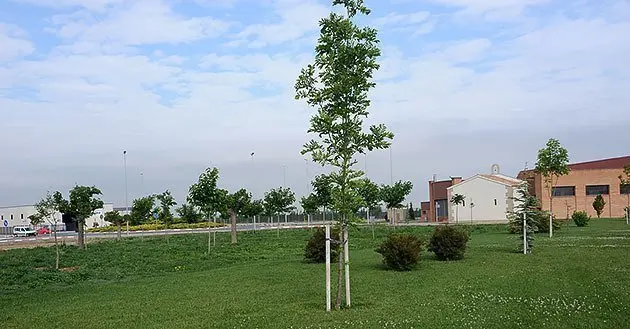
xmin=1 ymin=219 xmax=629 ymax=329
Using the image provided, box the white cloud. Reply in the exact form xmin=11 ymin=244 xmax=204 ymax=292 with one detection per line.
xmin=374 ymin=11 xmax=430 ymax=26
xmin=12 ymin=0 xmax=125 ymax=11
xmin=0 ymin=23 xmax=34 ymax=61
xmin=47 ymin=0 xmax=232 ymax=47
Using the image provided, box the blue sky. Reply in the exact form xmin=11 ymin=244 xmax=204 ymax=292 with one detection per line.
xmin=1 ymin=0 xmax=629 ymax=206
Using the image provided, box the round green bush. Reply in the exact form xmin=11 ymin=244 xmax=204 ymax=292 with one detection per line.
xmin=304 ymin=227 xmax=340 ymax=263
xmin=572 ymin=211 xmax=590 ymax=227
xmin=428 ymin=225 xmax=469 ymax=261
xmin=375 ymin=233 xmax=423 ymax=271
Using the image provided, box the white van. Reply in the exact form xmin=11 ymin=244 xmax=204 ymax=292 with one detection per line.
xmin=13 ymin=226 xmax=37 ymax=237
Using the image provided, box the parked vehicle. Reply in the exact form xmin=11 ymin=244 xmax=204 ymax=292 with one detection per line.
xmin=13 ymin=226 xmax=37 ymax=237
xmin=37 ymin=227 xmax=51 ymax=235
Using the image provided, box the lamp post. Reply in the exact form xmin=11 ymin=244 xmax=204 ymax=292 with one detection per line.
xmin=140 ymin=171 xmax=144 ymax=196
xmin=123 ymin=150 xmax=129 ymax=235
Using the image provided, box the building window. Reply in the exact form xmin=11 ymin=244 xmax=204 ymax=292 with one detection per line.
xmin=586 ymin=185 xmax=609 ymax=195
xmin=552 ymin=186 xmax=576 ymax=196
xmin=1 ymin=215 xmax=3 ymax=220
xmin=621 ymin=184 xmax=630 ymax=195
xmin=494 ymin=199 xmax=497 ymax=206
xmin=462 ymin=200 xmax=466 ymax=207
xmin=20 ymin=214 xmax=24 ymax=220
xmin=10 ymin=214 xmax=14 ymax=220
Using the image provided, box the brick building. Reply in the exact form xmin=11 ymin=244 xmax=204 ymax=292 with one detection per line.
xmin=517 ymin=156 xmax=630 ymax=219
xmin=428 ymin=176 xmax=462 ymax=222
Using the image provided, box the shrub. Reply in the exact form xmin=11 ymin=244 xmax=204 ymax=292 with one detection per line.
xmin=375 ymin=233 xmax=423 ymax=271
xmin=535 ymin=211 xmax=561 ymax=233
xmin=86 ymin=222 xmax=224 ymax=233
xmin=304 ymin=227 xmax=340 ymax=263
xmin=428 ymin=225 xmax=469 ymax=261
xmin=572 ymin=211 xmax=590 ymax=227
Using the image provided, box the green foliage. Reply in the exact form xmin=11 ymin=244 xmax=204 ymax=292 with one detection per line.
xmin=311 ymin=174 xmax=333 ymax=210
xmin=58 ymin=186 xmax=103 ymax=249
xmin=263 ymin=187 xmax=296 ymax=215
xmin=380 ymin=181 xmax=413 ymax=209
xmin=103 ymin=211 xmax=124 ymax=226
xmin=507 ymin=185 xmax=541 ymax=253
xmin=572 ymin=211 xmax=590 ymax=227
xmin=188 ymin=167 xmax=222 ymax=220
xmin=130 ymin=195 xmax=155 ymax=225
xmin=28 ymin=214 xmax=42 ymax=226
xmin=304 ymin=227 xmax=341 ymax=263
xmin=87 ymin=222 xmax=224 ymax=233
xmin=375 ymin=233 xmax=423 ymax=271
xmin=34 ymin=191 xmax=63 ymax=226
xmin=428 ymin=225 xmax=469 ymax=261
xmin=221 ymin=189 xmax=252 ymax=219
xmin=300 ymin=194 xmax=320 ymax=215
xmin=295 ymin=0 xmax=392 ymax=225
xmin=451 ymin=194 xmax=465 ymax=206
xmin=358 ymin=178 xmax=380 ymax=211
xmin=536 ymin=211 xmax=561 ymax=233
xmin=535 ymin=138 xmax=570 ymax=180
xmin=592 ymin=195 xmax=606 ymax=218
xmin=245 ymin=199 xmax=265 ymax=218
xmin=407 ymin=203 xmax=415 ymax=220
xmin=176 ymin=204 xmax=201 ymax=224
xmin=155 ymin=190 xmax=177 ymax=226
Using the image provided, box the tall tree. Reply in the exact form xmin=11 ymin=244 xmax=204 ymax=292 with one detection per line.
xmin=407 ymin=202 xmax=415 ymax=221
xmin=130 ymin=195 xmax=155 ymax=225
xmin=535 ymin=138 xmax=570 ymax=238
xmin=312 ymin=174 xmax=333 ymax=221
xmin=156 ymin=190 xmax=177 ymax=227
xmin=34 ymin=191 xmax=65 ymax=269
xmin=104 ymin=210 xmax=125 ymax=239
xmin=59 ymin=186 xmax=104 ymax=250
xmin=188 ymin=167 xmax=223 ymax=251
xmin=219 ymin=189 xmax=251 ymax=245
xmin=295 ymin=0 xmax=391 ymax=310
xmin=509 ymin=184 xmax=541 ymax=254
xmin=176 ymin=203 xmax=201 ymax=223
xmin=592 ymin=194 xmax=606 ymax=218
xmin=450 ymin=194 xmax=466 ymax=224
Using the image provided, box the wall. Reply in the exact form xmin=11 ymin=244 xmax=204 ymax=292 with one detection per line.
xmin=537 ymin=168 xmax=629 ymax=218
xmin=0 ymin=204 xmax=115 ymax=230
xmin=447 ymin=177 xmax=513 ymax=223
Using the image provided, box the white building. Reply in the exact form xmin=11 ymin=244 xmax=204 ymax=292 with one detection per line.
xmin=0 ymin=203 xmax=114 ymax=232
xmin=446 ymin=172 xmax=524 ymax=224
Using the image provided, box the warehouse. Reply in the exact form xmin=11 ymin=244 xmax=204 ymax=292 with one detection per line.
xmin=0 ymin=204 xmax=114 ymax=234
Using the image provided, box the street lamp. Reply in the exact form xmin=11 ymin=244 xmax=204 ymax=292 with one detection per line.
xmin=123 ymin=150 xmax=129 ymax=235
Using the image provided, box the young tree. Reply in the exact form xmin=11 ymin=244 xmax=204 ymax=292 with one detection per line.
xmin=32 ymin=191 xmax=65 ymax=269
xmin=301 ymin=193 xmax=320 ymax=224
xmin=104 ymin=210 xmax=125 ymax=239
xmin=312 ymin=174 xmax=333 ymax=221
xmin=357 ymin=178 xmax=380 ymax=222
xmin=176 ymin=203 xmax=201 ymax=223
xmin=620 ymin=165 xmax=630 ymax=221
xmin=535 ymin=138 xmax=570 ymax=238
xmin=264 ymin=187 xmax=296 ymax=231
xmin=380 ymin=181 xmax=413 ymax=210
xmin=246 ymin=199 xmax=265 ymax=230
xmin=450 ymin=194 xmax=466 ymax=224
xmin=295 ymin=0 xmax=392 ymax=310
xmin=592 ymin=194 xmax=606 ymax=218
xmin=58 ymin=186 xmax=104 ymax=250
xmin=130 ymin=195 xmax=155 ymax=225
xmin=509 ymin=184 xmax=541 ymax=254
xmin=188 ymin=167 xmax=223 ymax=251
xmin=219 ymin=188 xmax=251 ymax=245
xmin=407 ymin=202 xmax=415 ymax=221
xmin=156 ymin=190 xmax=177 ymax=227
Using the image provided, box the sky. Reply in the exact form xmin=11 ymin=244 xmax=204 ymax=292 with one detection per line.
xmin=1 ymin=0 xmax=629 ymax=208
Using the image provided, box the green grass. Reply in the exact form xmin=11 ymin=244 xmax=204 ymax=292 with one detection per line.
xmin=1 ymin=220 xmax=629 ymax=329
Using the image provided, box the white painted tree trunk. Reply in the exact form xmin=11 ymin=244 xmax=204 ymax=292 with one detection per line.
xmin=344 ymin=227 xmax=350 ymax=308
xmin=523 ymin=213 xmax=527 ymax=255
xmin=325 ymin=225 xmax=331 ymax=312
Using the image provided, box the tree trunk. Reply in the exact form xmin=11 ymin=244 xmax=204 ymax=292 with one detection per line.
xmin=77 ymin=220 xmax=86 ymax=250
xmin=54 ymin=226 xmax=60 ymax=270
xmin=335 ymin=228 xmax=344 ymax=309
xmin=230 ymin=210 xmax=237 ymax=245
xmin=549 ymin=186 xmax=553 ymax=238
xmin=343 ymin=226 xmax=350 ymax=308
xmin=117 ymin=223 xmax=122 ymax=239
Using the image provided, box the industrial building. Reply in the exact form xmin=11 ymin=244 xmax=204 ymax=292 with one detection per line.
xmin=0 ymin=203 xmax=114 ymax=234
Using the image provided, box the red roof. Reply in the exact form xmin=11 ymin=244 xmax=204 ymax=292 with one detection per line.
xmin=568 ymin=156 xmax=630 ymax=170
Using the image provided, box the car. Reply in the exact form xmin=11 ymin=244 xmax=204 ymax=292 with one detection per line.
xmin=13 ymin=226 xmax=37 ymax=237
xmin=37 ymin=227 xmax=51 ymax=235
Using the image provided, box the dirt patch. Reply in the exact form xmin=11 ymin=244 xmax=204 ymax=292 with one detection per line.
xmin=60 ymin=266 xmax=80 ymax=272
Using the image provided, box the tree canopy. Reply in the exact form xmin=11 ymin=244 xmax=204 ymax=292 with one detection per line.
xmin=380 ymin=181 xmax=413 ymax=209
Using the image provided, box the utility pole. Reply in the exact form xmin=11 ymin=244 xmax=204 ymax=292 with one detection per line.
xmin=389 ymin=147 xmax=393 ymax=184
xmin=123 ymin=150 xmax=129 ymax=235
xmin=140 ymin=171 xmax=144 ymax=196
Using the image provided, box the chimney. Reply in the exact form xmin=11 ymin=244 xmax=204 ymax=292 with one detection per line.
xmin=450 ymin=176 xmax=463 ymax=185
